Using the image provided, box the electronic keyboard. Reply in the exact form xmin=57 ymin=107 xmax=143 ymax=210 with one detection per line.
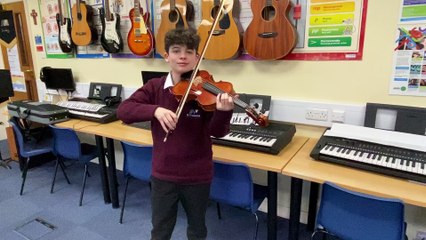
xmin=212 ymin=121 xmax=296 ymax=154
xmin=56 ymin=100 xmax=117 ymax=123
xmin=310 ymin=123 xmax=426 ymax=183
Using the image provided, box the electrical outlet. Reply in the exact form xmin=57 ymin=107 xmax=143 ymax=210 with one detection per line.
xmin=331 ymin=110 xmax=345 ymax=123
xmin=305 ymin=108 xmax=328 ymax=121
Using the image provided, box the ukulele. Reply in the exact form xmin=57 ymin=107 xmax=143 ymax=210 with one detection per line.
xmin=100 ymin=0 xmax=123 ymax=53
xmin=71 ymin=0 xmax=98 ymax=46
xmin=155 ymin=0 xmax=189 ymax=57
xmin=56 ymin=0 xmax=74 ymax=53
xmin=243 ymin=0 xmax=296 ymax=60
xmin=127 ymin=0 xmax=154 ymax=56
xmin=197 ymin=0 xmax=241 ymax=60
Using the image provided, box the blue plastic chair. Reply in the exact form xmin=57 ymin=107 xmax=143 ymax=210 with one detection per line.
xmin=312 ymin=182 xmax=406 ymax=240
xmin=210 ymin=161 xmax=268 ymax=240
xmin=119 ymin=141 xmax=152 ymax=224
xmin=9 ymin=117 xmax=55 ymax=195
xmin=49 ymin=125 xmax=98 ymax=206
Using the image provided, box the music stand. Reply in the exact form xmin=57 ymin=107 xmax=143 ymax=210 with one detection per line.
xmin=0 ymin=69 xmax=14 ymax=169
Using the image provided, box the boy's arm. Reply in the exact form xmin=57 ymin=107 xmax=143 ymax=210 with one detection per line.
xmin=209 ymin=109 xmax=233 ymax=138
xmin=117 ymin=85 xmax=159 ymax=124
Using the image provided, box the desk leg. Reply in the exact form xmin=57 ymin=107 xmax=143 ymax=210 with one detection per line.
xmin=307 ymin=182 xmax=319 ymax=231
xmin=267 ymin=171 xmax=277 ymax=240
xmin=289 ymin=177 xmax=303 ymax=240
xmin=95 ymin=136 xmax=110 ymax=204
xmin=106 ymin=137 xmax=119 ymax=209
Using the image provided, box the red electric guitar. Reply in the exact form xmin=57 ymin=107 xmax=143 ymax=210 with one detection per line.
xmin=127 ymin=0 xmax=154 ymax=56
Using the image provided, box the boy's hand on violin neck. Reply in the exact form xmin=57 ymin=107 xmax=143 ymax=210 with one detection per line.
xmin=216 ymin=93 xmax=235 ymax=111
xmin=154 ymin=107 xmax=177 ymax=133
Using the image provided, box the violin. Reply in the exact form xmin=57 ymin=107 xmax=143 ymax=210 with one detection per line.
xmin=172 ymin=70 xmax=269 ymax=127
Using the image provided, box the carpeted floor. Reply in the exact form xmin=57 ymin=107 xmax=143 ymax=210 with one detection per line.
xmin=0 ymin=139 xmax=311 ymax=240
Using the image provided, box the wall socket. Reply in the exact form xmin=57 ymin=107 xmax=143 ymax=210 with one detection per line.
xmin=305 ymin=108 xmax=328 ymax=121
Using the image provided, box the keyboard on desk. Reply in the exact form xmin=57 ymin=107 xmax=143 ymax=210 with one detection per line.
xmin=56 ymin=100 xmax=117 ymax=123
xmin=310 ymin=123 xmax=426 ymax=183
xmin=212 ymin=121 xmax=296 ymax=155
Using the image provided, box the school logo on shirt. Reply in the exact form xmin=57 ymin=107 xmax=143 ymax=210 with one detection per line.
xmin=187 ymin=108 xmax=201 ymax=118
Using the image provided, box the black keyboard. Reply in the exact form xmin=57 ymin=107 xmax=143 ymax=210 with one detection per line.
xmin=212 ymin=121 xmax=296 ymax=155
xmin=310 ymin=135 xmax=426 ymax=183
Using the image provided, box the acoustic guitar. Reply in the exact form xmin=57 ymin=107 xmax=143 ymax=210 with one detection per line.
xmin=155 ymin=0 xmax=189 ymax=57
xmin=71 ymin=0 xmax=98 ymax=46
xmin=197 ymin=0 xmax=241 ymax=60
xmin=127 ymin=0 xmax=154 ymax=56
xmin=100 ymin=0 xmax=123 ymax=53
xmin=243 ymin=0 xmax=296 ymax=60
xmin=56 ymin=0 xmax=74 ymax=53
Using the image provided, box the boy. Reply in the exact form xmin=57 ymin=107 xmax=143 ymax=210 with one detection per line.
xmin=117 ymin=28 xmax=234 ymax=240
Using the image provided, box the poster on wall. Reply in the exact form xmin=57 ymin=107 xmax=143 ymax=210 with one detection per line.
xmin=38 ymin=0 xmax=73 ymax=58
xmin=151 ymin=0 xmax=367 ymax=61
xmin=390 ymin=0 xmax=426 ymax=96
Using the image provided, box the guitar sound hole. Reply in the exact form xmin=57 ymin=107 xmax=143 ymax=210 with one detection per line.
xmin=211 ymin=6 xmax=220 ymax=19
xmin=261 ymin=6 xmax=275 ymax=21
xmin=169 ymin=10 xmax=178 ymax=22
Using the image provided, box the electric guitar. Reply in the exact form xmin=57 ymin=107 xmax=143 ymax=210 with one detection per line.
xmin=127 ymin=0 xmax=154 ymax=56
xmin=100 ymin=0 xmax=123 ymax=53
xmin=243 ymin=0 xmax=296 ymax=60
xmin=71 ymin=0 xmax=98 ymax=46
xmin=197 ymin=0 xmax=241 ymax=60
xmin=155 ymin=0 xmax=189 ymax=57
xmin=56 ymin=0 xmax=73 ymax=53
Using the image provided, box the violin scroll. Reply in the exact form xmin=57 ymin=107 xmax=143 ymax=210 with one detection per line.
xmin=245 ymin=108 xmax=269 ymax=127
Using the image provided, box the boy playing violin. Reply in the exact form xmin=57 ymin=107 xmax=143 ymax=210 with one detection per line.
xmin=117 ymin=28 xmax=234 ymax=240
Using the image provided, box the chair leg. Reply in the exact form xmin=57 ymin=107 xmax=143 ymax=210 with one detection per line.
xmin=119 ymin=177 xmax=131 ymax=224
xmin=20 ymin=157 xmax=30 ymax=195
xmin=252 ymin=212 xmax=259 ymax=240
xmin=216 ymin=202 xmax=222 ymax=219
xmin=50 ymin=159 xmax=60 ymax=193
xmin=79 ymin=164 xmax=89 ymax=206
xmin=58 ymin=158 xmax=71 ymax=184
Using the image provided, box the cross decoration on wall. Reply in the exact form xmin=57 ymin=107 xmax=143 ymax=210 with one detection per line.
xmin=0 ymin=10 xmax=17 ymax=48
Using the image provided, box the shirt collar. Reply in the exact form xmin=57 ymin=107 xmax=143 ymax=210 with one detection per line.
xmin=164 ymin=73 xmax=173 ymax=89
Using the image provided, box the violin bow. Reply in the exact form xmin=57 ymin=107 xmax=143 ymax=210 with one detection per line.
xmin=164 ymin=0 xmax=226 ymax=142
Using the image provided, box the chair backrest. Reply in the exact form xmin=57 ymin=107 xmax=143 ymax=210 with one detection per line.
xmin=316 ymin=182 xmax=405 ymax=240
xmin=49 ymin=125 xmax=81 ymax=160
xmin=8 ymin=118 xmax=26 ymax=156
xmin=121 ymin=141 xmax=152 ymax=181
xmin=210 ymin=161 xmax=254 ymax=212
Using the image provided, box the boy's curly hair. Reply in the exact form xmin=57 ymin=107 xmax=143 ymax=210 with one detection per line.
xmin=165 ymin=28 xmax=200 ymax=53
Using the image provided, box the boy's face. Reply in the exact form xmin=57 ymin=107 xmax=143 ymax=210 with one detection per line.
xmin=164 ymin=44 xmax=199 ymax=77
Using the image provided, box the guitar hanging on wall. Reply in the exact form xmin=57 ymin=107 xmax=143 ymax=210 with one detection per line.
xmin=155 ymin=0 xmax=189 ymax=58
xmin=243 ymin=0 xmax=296 ymax=60
xmin=197 ymin=0 xmax=241 ymax=60
xmin=71 ymin=0 xmax=98 ymax=46
xmin=56 ymin=0 xmax=74 ymax=53
xmin=100 ymin=0 xmax=123 ymax=53
xmin=127 ymin=0 xmax=154 ymax=56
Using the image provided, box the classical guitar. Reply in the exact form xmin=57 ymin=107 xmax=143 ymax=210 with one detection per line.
xmin=127 ymin=0 xmax=154 ymax=56
xmin=100 ymin=0 xmax=123 ymax=53
xmin=243 ymin=0 xmax=296 ymax=60
xmin=56 ymin=0 xmax=74 ymax=53
xmin=71 ymin=0 xmax=98 ymax=46
xmin=155 ymin=0 xmax=189 ymax=57
xmin=197 ymin=0 xmax=241 ymax=60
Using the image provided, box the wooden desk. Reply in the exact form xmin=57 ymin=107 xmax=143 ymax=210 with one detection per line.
xmin=57 ymin=119 xmax=308 ymax=240
xmin=282 ymin=138 xmax=426 ymax=240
